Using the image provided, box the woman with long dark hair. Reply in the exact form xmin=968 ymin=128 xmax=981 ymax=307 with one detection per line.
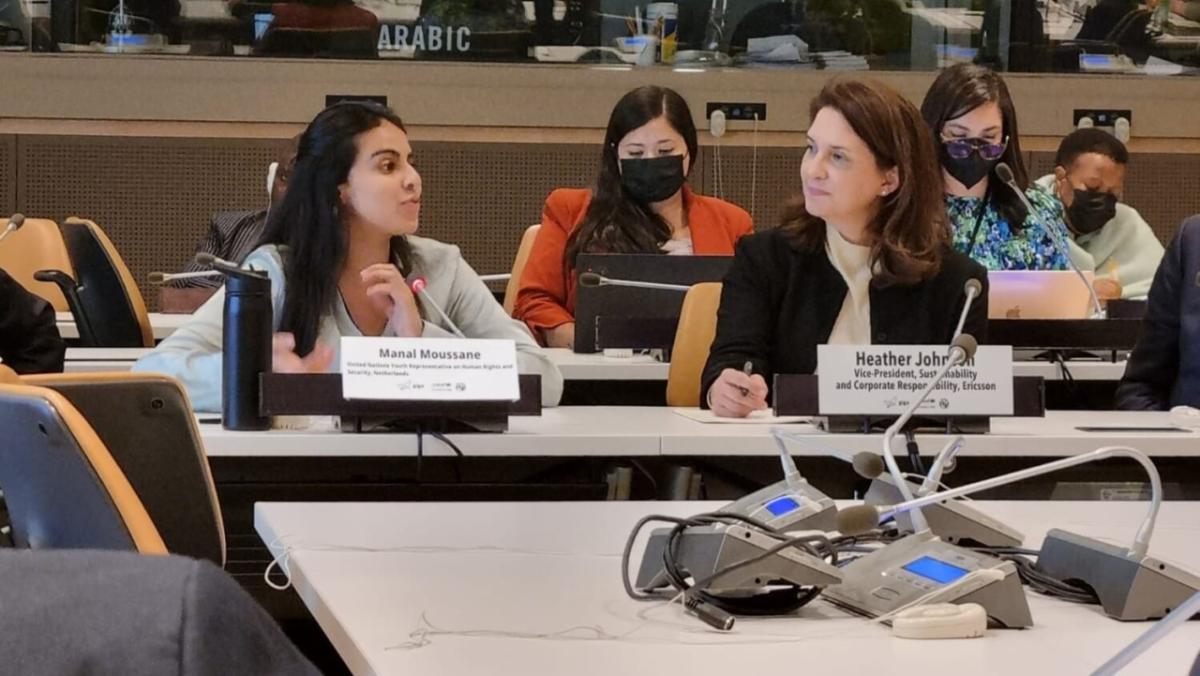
xmin=136 ymin=101 xmax=563 ymax=409
xmin=703 ymin=77 xmax=988 ymax=418
xmin=514 ymin=85 xmax=753 ymax=349
xmin=921 ymin=64 xmax=1073 ymax=271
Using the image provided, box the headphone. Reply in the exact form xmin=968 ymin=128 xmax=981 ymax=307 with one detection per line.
xmin=267 ymin=161 xmax=279 ymax=199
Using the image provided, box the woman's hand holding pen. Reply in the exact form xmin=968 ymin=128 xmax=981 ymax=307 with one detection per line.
xmin=708 ymin=361 xmax=769 ymax=418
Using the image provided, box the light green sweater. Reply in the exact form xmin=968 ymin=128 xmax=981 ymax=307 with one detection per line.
xmin=1036 ymin=175 xmax=1165 ymax=299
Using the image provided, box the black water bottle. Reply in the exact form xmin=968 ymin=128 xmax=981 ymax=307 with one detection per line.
xmin=221 ymin=268 xmax=273 ymax=431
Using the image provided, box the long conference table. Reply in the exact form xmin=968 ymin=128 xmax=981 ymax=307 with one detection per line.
xmin=65 ymin=346 xmax=1130 ymax=382
xmin=55 ymin=311 xmax=188 ymax=341
xmin=198 ymin=407 xmax=1200 ymax=459
xmin=254 ymin=499 xmax=1200 ymax=676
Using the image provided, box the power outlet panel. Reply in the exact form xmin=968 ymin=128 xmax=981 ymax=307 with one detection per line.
xmin=1073 ymin=109 xmax=1132 ymax=127
xmin=706 ymin=102 xmax=767 ymax=121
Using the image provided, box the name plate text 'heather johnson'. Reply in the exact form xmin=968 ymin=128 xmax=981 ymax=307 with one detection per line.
xmin=816 ymin=345 xmax=1014 ymax=416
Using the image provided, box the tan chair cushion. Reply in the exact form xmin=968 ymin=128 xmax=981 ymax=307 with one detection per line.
xmin=0 ymin=217 xmax=73 ymax=311
xmin=666 ymin=282 xmax=723 ymax=407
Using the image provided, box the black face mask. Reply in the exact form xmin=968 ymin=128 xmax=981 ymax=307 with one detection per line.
xmin=1067 ymin=188 xmax=1117 ymax=236
xmin=619 ymin=155 xmax=687 ymax=204
xmin=940 ymin=146 xmax=998 ymax=191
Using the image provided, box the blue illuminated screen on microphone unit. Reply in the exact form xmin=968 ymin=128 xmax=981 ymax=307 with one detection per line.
xmin=764 ymin=496 xmax=802 ymax=516
xmin=902 ymin=556 xmax=970 ymax=584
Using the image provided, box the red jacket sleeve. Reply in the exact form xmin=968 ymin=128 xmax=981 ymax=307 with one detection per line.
xmin=513 ymin=189 xmax=590 ymax=338
xmin=689 ymin=194 xmax=754 ymax=254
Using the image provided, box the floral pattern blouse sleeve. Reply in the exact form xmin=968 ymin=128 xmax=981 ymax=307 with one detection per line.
xmin=947 ymin=184 xmax=1071 ymax=271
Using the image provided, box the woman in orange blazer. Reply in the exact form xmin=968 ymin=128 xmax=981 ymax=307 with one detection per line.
xmin=514 ymin=85 xmax=753 ymax=348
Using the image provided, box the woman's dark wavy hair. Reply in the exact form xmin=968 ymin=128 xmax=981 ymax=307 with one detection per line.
xmin=562 ymin=85 xmax=698 ymax=271
xmin=781 ymin=77 xmax=949 ymax=286
xmin=258 ymin=100 xmax=413 ymax=357
xmin=920 ymin=63 xmax=1029 ymax=231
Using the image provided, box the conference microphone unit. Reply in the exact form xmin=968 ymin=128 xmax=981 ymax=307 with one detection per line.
xmin=836 ymin=445 xmax=1200 ymax=621
xmin=768 ymin=428 xmax=1009 ymax=543
xmin=577 ymin=271 xmax=690 ymax=292
xmin=994 ymin=162 xmax=1103 ymax=318
xmin=717 ymin=428 xmax=838 ymax=532
xmin=858 ymin=435 xmax=1025 ymax=548
xmin=878 ymin=332 xmax=979 ymax=534
xmin=406 ymin=274 xmax=465 ymax=338
xmin=0 ymin=213 xmax=26 ymax=245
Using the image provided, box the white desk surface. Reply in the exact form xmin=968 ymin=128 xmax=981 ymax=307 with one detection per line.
xmin=254 ymin=500 xmax=1200 ymax=676
xmin=658 ymin=409 xmax=1200 ymax=458
xmin=544 ymin=348 xmax=670 ymax=380
xmin=198 ymin=408 xmax=1200 ymax=458
xmin=56 ymin=312 xmax=189 ymax=340
xmin=63 ymin=347 xmax=153 ymax=373
xmin=61 ymin=344 xmax=1127 ymax=382
xmin=547 ymin=348 xmax=1124 ymax=382
xmin=199 ymin=407 xmax=670 ymax=458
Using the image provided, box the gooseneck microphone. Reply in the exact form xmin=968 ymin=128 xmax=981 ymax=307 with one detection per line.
xmin=1093 ymin=591 xmax=1200 ymax=675
xmin=148 ymin=270 xmax=224 ymax=284
xmin=878 ymin=333 xmax=979 ymax=534
xmin=195 ymin=252 xmax=246 ymax=276
xmin=406 ymin=274 xmax=465 ymax=338
xmin=0 ymin=213 xmax=26 ymax=245
xmin=993 ymin=162 xmax=1103 ymax=318
xmin=953 ymin=278 xmax=983 ymax=340
xmin=918 ymin=436 xmax=965 ymax=496
xmin=577 ymin=272 xmax=690 ymax=292
xmin=837 ymin=445 xmax=1161 ymax=558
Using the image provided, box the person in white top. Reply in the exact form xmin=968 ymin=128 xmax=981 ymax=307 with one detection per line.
xmin=134 ymin=101 xmax=562 ymax=411
xmin=703 ymin=78 xmax=988 ymax=418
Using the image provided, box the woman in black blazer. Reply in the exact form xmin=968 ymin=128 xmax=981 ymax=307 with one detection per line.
xmin=703 ymin=77 xmax=988 ymax=417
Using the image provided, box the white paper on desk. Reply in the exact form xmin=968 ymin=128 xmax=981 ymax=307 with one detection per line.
xmin=340 ymin=337 xmax=519 ymax=401
xmin=672 ymin=408 xmax=811 ymax=425
xmin=1143 ymin=56 xmax=1185 ymax=76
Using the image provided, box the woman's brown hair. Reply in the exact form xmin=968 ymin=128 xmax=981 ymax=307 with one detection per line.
xmin=920 ymin=63 xmax=1029 ymax=231
xmin=781 ymin=77 xmax=949 ymax=286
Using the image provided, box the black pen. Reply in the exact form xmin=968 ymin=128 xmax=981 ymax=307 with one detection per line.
xmin=738 ymin=360 xmax=752 ymax=396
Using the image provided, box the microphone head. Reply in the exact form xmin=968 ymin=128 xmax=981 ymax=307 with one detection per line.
xmin=836 ymin=505 xmax=883 ymax=536
xmin=851 ymin=452 xmax=885 ymax=479
xmin=951 ymin=333 xmax=978 ymax=360
xmin=406 ymin=274 xmax=428 ymax=294
xmin=7 ymin=213 xmax=25 ymax=230
xmin=994 ymin=162 xmax=1015 ymax=185
xmin=964 ymin=278 xmax=983 ymax=296
xmin=578 ymin=272 xmax=602 ymax=287
xmin=147 ymin=272 xmax=167 ymax=284
xmin=194 ymin=252 xmax=217 ymax=267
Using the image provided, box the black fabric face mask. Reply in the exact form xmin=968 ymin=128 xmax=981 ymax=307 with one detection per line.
xmin=619 ymin=155 xmax=686 ymax=204
xmin=940 ymin=146 xmax=998 ymax=191
xmin=1067 ymin=188 xmax=1117 ymax=235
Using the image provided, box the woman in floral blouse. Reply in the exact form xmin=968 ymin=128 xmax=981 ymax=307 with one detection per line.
xmin=920 ymin=64 xmax=1075 ymax=271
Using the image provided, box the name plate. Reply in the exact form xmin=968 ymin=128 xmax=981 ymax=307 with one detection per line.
xmin=816 ymin=345 xmax=1014 ymax=416
xmin=340 ymin=337 xmax=519 ymax=401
